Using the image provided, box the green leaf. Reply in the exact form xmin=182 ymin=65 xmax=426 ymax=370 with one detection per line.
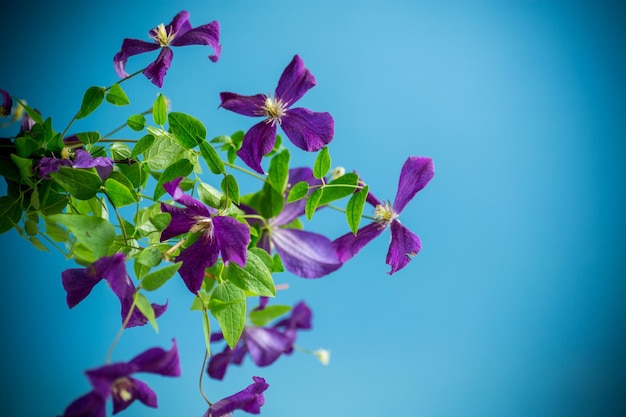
xmin=249 ymin=183 xmax=284 ymax=219
xmin=313 ymin=146 xmax=331 ymax=179
xmin=154 ymin=158 xmax=194 ymax=200
xmin=168 ymin=112 xmax=206 ymax=149
xmin=346 ymin=185 xmax=369 ymax=234
xmin=110 ymin=142 xmax=132 ymax=160
xmin=47 ymin=213 xmax=115 ymax=258
xmin=209 ymin=281 xmax=246 ymax=348
xmin=150 ymin=212 xmax=171 ymax=231
xmin=44 ymin=217 xmax=70 ymax=242
xmin=17 ymin=100 xmax=44 ymax=125
xmin=249 ymin=305 xmax=292 ymax=327
xmin=50 ymin=167 xmax=102 ymax=200
xmin=127 ymin=114 xmax=146 ymax=131
xmin=10 ymin=154 xmax=33 ymax=179
xmin=226 ymin=249 xmax=275 ymax=297
xmin=268 ymin=149 xmax=290 ymax=194
xmin=305 ymin=188 xmax=323 ymax=220
xmin=286 ymin=181 xmax=309 ymax=203
xmin=198 ymin=182 xmax=224 ymax=208
xmin=318 ymin=172 xmax=359 ymax=206
xmin=199 ymin=141 xmax=225 ymax=174
xmin=220 ymin=174 xmax=240 ymax=205
xmin=135 ymin=292 xmax=159 ymax=332
xmin=76 ymin=86 xmax=105 ymax=119
xmin=152 ymin=94 xmax=167 ymax=126
xmin=76 ymin=131 xmax=101 ymax=145
xmin=104 ymin=177 xmax=138 ymax=207
xmin=15 ymin=136 xmax=41 ymax=158
xmin=24 ymin=218 xmax=38 ymax=236
xmin=131 ymin=134 xmax=155 ymax=157
xmin=141 ymin=262 xmax=182 ymax=291
xmin=144 ymin=129 xmax=187 ymax=171
xmin=0 ymin=196 xmax=22 ymax=234
xmin=106 ymin=83 xmax=130 ymax=106
xmin=136 ymin=245 xmax=163 ymax=267
xmin=273 ymin=253 xmax=285 ymax=272
xmin=28 ymin=236 xmax=48 ymax=251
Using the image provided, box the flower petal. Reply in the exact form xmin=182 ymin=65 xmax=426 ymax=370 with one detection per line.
xmin=171 ymin=21 xmax=221 ymax=62
xmin=386 ymin=219 xmax=422 ymax=275
xmin=123 ymin=297 xmax=168 ymax=328
xmin=237 ymin=120 xmax=278 ymax=174
xmin=274 ymin=301 xmax=312 ymax=330
xmin=129 ymin=339 xmax=181 ymax=376
xmin=159 ymin=203 xmax=200 ymax=241
xmin=163 ymin=177 xmax=212 ymax=212
xmin=165 ymin=10 xmax=192 ymax=36
xmin=143 ymin=47 xmax=174 ymax=88
xmin=219 ymin=92 xmax=267 ymax=117
xmin=275 ymin=55 xmax=316 ymax=105
xmin=244 ymin=327 xmax=293 ymax=366
xmin=272 ymin=228 xmax=342 ymax=278
xmin=113 ymin=38 xmax=160 ymax=78
xmin=95 ymin=253 xmax=134 ymax=303
xmin=332 ymin=221 xmax=386 ymax=263
xmin=111 ymin=377 xmax=157 ymax=414
xmin=72 ymin=149 xmax=113 ymax=181
xmin=207 ymin=345 xmax=245 ymax=380
xmin=393 ymin=156 xmax=434 ymax=214
xmin=60 ymin=391 xmax=106 ymax=417
xmin=37 ymin=157 xmax=71 ymax=179
xmin=280 ymin=107 xmax=334 ymax=152
xmin=213 ymin=215 xmax=250 ymax=268
xmin=177 ymin=234 xmax=219 ymax=293
xmin=0 ymin=88 xmax=12 ymax=117
xmin=205 ymin=376 xmax=269 ymax=417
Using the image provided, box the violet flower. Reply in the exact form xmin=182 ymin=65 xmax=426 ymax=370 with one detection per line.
xmin=333 ymin=156 xmax=434 ymax=274
xmin=220 ymin=55 xmax=334 ymax=174
xmin=113 ymin=10 xmax=221 ymax=88
xmin=205 ymin=376 xmax=269 ymax=417
xmin=61 ymin=340 xmax=180 ymax=417
xmin=62 ymin=253 xmax=167 ymax=328
xmin=0 ymin=88 xmax=12 ymax=117
xmin=208 ymin=301 xmax=312 ymax=380
xmin=38 ymin=148 xmax=113 ymax=181
xmin=160 ymin=178 xmax=250 ymax=294
xmin=249 ymin=167 xmax=342 ymax=278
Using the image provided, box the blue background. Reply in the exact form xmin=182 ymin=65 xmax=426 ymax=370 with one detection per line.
xmin=1 ymin=1 xmax=625 ymax=416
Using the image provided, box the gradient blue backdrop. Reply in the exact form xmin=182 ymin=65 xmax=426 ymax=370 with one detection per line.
xmin=1 ymin=1 xmax=625 ymax=416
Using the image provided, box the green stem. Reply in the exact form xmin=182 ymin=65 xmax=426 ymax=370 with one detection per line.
xmin=106 ymin=293 xmax=137 ymax=363
xmin=326 ymin=204 xmax=377 ymax=221
xmin=103 ymin=189 xmax=129 ymax=245
xmin=199 ymin=348 xmax=213 ymax=406
xmin=223 ymin=161 xmax=267 ymax=182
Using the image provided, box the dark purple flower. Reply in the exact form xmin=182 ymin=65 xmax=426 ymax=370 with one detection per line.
xmin=208 ymin=301 xmax=311 ymax=380
xmin=160 ymin=178 xmax=250 ymax=294
xmin=61 ymin=340 xmax=180 ymax=417
xmin=37 ymin=149 xmax=113 ymax=181
xmin=61 ymin=253 xmax=167 ymax=328
xmin=220 ymin=55 xmax=334 ymax=174
xmin=249 ymin=167 xmax=342 ymax=278
xmin=113 ymin=10 xmax=221 ymax=88
xmin=332 ymin=156 xmax=434 ymax=274
xmin=205 ymin=376 xmax=269 ymax=417
xmin=0 ymin=89 xmax=12 ymax=117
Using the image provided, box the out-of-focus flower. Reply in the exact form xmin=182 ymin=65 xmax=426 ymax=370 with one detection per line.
xmin=160 ymin=178 xmax=250 ymax=294
xmin=220 ymin=55 xmax=334 ymax=173
xmin=333 ymin=156 xmax=434 ymax=274
xmin=204 ymin=376 xmax=269 ymax=417
xmin=61 ymin=253 xmax=167 ymax=328
xmin=61 ymin=340 xmax=180 ymax=417
xmin=37 ymin=148 xmax=113 ymax=181
xmin=0 ymin=89 xmax=13 ymax=117
xmin=113 ymin=10 xmax=221 ymax=88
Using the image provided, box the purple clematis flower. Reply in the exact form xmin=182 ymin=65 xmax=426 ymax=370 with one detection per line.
xmin=38 ymin=148 xmax=113 ymax=181
xmin=61 ymin=340 xmax=180 ymax=417
xmin=248 ymin=167 xmax=342 ymax=278
xmin=220 ymin=55 xmax=334 ymax=174
xmin=160 ymin=178 xmax=250 ymax=294
xmin=208 ymin=301 xmax=312 ymax=380
xmin=113 ymin=10 xmax=221 ymax=88
xmin=62 ymin=253 xmax=167 ymax=328
xmin=332 ymin=156 xmax=434 ymax=274
xmin=0 ymin=88 xmax=12 ymax=117
xmin=204 ymin=376 xmax=269 ymax=417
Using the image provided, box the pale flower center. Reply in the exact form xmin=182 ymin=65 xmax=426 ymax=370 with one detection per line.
xmin=261 ymin=96 xmax=287 ymax=126
xmin=373 ymin=202 xmax=397 ymax=225
xmin=190 ymin=216 xmax=214 ymax=235
xmin=151 ymin=23 xmax=176 ymax=47
xmin=111 ymin=377 xmax=133 ymax=402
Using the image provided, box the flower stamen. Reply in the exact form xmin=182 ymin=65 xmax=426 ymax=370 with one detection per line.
xmin=373 ymin=202 xmax=398 ymax=225
xmin=151 ymin=23 xmax=176 ymax=47
xmin=261 ymin=96 xmax=287 ymax=126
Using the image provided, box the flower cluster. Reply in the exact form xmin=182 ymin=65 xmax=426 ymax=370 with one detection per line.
xmin=0 ymin=9 xmax=434 ymax=417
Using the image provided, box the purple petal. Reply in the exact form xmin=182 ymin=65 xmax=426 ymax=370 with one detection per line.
xmin=165 ymin=10 xmax=191 ymax=36
xmin=213 ymin=215 xmax=250 ymax=267
xmin=205 ymin=376 xmax=269 ymax=417
xmin=386 ymin=220 xmax=422 ymax=275
xmin=163 ymin=177 xmax=211 ymax=212
xmin=219 ymin=92 xmax=267 ymax=117
xmin=275 ymin=55 xmax=316 ymax=105
xmin=272 ymin=228 xmax=342 ymax=278
xmin=159 ymin=203 xmax=201 ymax=241
xmin=237 ymin=120 xmax=278 ymax=174
xmin=60 ymin=391 xmax=106 ymax=417
xmin=94 ymin=253 xmax=133 ymax=303
xmin=332 ymin=221 xmax=386 ymax=263
xmin=0 ymin=88 xmax=12 ymax=117
xmin=176 ymin=234 xmax=219 ymax=293
xmin=171 ymin=21 xmax=221 ymax=62
xmin=207 ymin=346 xmax=240 ymax=380
xmin=244 ymin=327 xmax=293 ymax=366
xmin=274 ymin=301 xmax=312 ymax=330
xmin=111 ymin=377 xmax=157 ymax=414
xmin=61 ymin=267 xmax=102 ymax=308
xmin=72 ymin=150 xmax=113 ymax=181
xmin=113 ymin=38 xmax=160 ymax=78
xmin=123 ymin=297 xmax=168 ymax=328
xmin=393 ymin=156 xmax=435 ymax=214
xmin=281 ymin=108 xmax=334 ymax=152
xmin=129 ymin=339 xmax=181 ymax=376
xmin=143 ymin=47 xmax=174 ymax=88
xmin=37 ymin=157 xmax=71 ymax=179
